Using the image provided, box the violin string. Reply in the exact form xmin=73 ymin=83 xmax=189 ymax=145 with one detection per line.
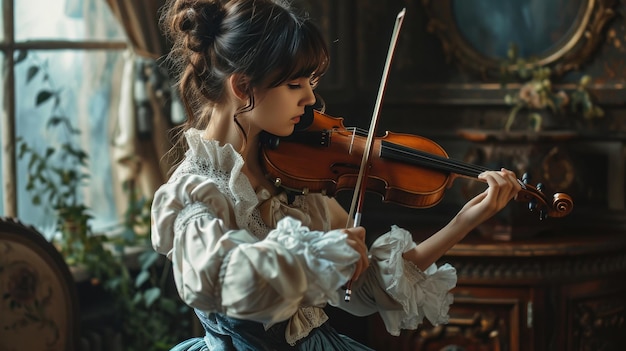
xmin=381 ymin=141 xmax=489 ymax=177
xmin=328 ymin=129 xmax=490 ymax=176
xmin=402 ymin=146 xmax=489 ymax=175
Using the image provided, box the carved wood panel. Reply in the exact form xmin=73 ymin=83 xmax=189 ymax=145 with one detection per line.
xmin=366 ymin=287 xmax=531 ymax=351
xmin=563 ymin=279 xmax=626 ymax=351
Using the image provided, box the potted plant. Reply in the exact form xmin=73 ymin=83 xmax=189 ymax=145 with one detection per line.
xmin=14 ymin=50 xmax=190 ymax=350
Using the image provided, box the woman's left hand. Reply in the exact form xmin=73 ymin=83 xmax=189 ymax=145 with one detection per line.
xmin=457 ymin=168 xmax=522 ymax=228
xmin=403 ymin=168 xmax=521 ymax=271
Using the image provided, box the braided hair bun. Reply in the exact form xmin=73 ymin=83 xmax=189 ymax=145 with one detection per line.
xmin=164 ymin=0 xmax=226 ymax=53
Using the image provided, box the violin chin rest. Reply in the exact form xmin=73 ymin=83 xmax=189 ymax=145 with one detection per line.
xmin=260 ymin=132 xmax=280 ymax=150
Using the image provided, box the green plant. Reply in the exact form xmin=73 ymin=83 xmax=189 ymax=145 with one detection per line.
xmin=15 ymin=52 xmax=92 ymax=264
xmin=109 ymin=189 xmax=191 ymax=350
xmin=15 ymin=50 xmax=189 ymax=350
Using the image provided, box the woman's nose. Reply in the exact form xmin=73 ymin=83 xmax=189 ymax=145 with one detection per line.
xmin=302 ymin=85 xmax=316 ymax=106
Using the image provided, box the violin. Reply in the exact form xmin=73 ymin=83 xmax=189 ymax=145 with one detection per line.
xmin=260 ymin=109 xmax=574 ymax=219
xmin=262 ymin=7 xmax=571 ymax=303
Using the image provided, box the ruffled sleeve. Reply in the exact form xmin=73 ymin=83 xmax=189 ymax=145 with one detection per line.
xmin=151 ymin=174 xmax=360 ymax=325
xmin=330 ymin=225 xmax=457 ymax=336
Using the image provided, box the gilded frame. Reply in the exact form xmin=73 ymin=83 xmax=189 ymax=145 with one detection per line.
xmin=422 ymin=0 xmax=617 ymax=78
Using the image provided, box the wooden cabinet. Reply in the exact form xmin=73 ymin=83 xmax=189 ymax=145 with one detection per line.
xmin=365 ymin=232 xmax=626 ymax=351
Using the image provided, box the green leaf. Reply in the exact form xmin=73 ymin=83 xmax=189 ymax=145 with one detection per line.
xmin=135 ymin=270 xmax=150 ymax=288
xmin=104 ymin=276 xmax=122 ymax=290
xmin=45 ymin=147 xmax=55 ymax=157
xmin=139 ymin=251 xmax=159 ymax=271
xmin=26 ymin=66 xmax=40 ymax=84
xmin=14 ymin=50 xmax=28 ymax=64
xmin=159 ymin=298 xmax=177 ymax=314
xmin=132 ymin=292 xmax=142 ymax=304
xmin=27 ymin=153 xmax=38 ymax=171
xmin=35 ymin=90 xmax=55 ymax=106
xmin=143 ymin=287 xmax=161 ymax=307
xmin=46 ymin=116 xmax=66 ymax=128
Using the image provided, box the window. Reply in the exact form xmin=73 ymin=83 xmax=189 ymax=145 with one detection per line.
xmin=1 ymin=0 xmax=128 ymax=236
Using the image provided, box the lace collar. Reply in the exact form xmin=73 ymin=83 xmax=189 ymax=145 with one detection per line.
xmin=176 ymin=129 xmax=311 ymax=237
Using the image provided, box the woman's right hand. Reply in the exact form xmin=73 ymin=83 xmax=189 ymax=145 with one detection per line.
xmin=342 ymin=226 xmax=369 ymax=281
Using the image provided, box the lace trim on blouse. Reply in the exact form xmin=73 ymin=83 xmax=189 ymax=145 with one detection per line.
xmin=367 ymin=226 xmax=456 ymax=335
xmin=172 ymin=129 xmax=272 ymax=239
xmin=282 ymin=306 xmax=329 ymax=346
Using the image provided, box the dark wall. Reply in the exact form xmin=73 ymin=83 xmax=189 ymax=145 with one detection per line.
xmin=304 ymin=0 xmax=626 ymax=128
xmin=297 ymin=0 xmax=626 ymax=234
xmin=288 ymin=1 xmax=626 ymax=347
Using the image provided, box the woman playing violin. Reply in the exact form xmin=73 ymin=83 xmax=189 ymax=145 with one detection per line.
xmin=151 ymin=0 xmax=522 ymax=350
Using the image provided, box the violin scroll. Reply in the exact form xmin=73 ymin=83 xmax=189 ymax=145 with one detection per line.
xmin=550 ymin=192 xmax=575 ymax=218
xmin=516 ymin=175 xmax=573 ymax=219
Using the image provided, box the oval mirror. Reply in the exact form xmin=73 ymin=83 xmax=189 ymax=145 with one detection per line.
xmin=422 ymin=0 xmax=616 ymax=78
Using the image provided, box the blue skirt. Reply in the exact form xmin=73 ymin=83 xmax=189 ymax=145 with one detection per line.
xmin=170 ymin=309 xmax=375 ymax=351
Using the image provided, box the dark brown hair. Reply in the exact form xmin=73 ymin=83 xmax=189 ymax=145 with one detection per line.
xmin=160 ymin=0 xmax=329 ymax=165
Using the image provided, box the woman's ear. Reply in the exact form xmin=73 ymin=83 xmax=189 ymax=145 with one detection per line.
xmin=228 ymin=74 xmax=250 ymax=103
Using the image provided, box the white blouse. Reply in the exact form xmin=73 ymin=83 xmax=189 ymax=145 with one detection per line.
xmin=151 ymin=128 xmax=457 ymax=345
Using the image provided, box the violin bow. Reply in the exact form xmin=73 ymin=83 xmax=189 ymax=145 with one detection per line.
xmin=344 ymin=8 xmax=406 ymax=302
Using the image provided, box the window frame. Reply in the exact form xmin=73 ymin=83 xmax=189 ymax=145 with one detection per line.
xmin=0 ymin=0 xmax=127 ymax=217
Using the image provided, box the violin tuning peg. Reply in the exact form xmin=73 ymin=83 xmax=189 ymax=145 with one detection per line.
xmin=528 ymin=199 xmax=537 ymax=211
xmin=522 ymin=172 xmax=531 ymax=184
xmin=539 ymin=210 xmax=548 ymax=221
xmin=261 ymin=132 xmax=280 ymax=149
xmin=536 ymin=182 xmax=544 ymax=192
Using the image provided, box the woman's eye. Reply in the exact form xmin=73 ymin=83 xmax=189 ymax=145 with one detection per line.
xmin=287 ymin=77 xmax=317 ymax=89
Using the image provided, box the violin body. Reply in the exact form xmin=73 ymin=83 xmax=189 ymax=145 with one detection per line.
xmin=261 ymin=110 xmax=574 ymax=218
xmin=262 ymin=111 xmax=452 ymax=208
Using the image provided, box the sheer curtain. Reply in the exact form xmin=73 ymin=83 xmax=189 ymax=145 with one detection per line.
xmin=105 ymin=0 xmax=178 ymax=217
